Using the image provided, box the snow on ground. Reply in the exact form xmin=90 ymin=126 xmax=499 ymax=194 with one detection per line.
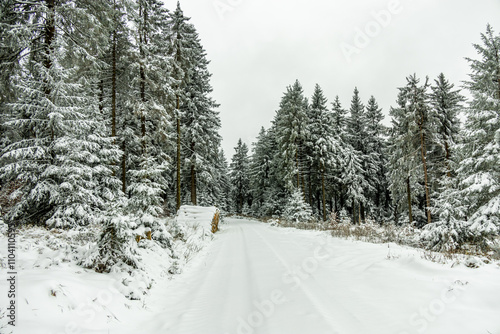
xmin=0 ymin=206 xmax=218 ymax=334
xmin=1 ymin=217 xmax=500 ymax=334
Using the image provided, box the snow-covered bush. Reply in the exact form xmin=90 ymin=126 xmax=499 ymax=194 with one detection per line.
xmin=283 ymin=189 xmax=312 ymax=224
xmin=82 ymin=204 xmax=141 ymax=274
xmin=421 ymin=182 xmax=468 ymax=252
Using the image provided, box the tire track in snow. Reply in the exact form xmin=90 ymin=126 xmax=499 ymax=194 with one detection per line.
xmin=248 ymin=225 xmax=342 ymax=333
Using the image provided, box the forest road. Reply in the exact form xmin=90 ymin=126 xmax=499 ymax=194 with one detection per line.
xmin=117 ymin=218 xmax=497 ymax=334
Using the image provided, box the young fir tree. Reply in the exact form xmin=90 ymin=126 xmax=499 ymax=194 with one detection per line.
xmin=274 ymin=80 xmax=309 ymax=193
xmin=283 ymin=189 xmax=313 ymax=224
xmin=230 ymin=139 xmax=250 ymax=214
xmin=457 ymin=25 xmax=500 ymax=250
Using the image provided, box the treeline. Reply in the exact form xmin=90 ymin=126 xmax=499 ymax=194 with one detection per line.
xmin=229 ymin=25 xmax=500 ymax=253
xmin=0 ymin=1 xmax=229 ymax=268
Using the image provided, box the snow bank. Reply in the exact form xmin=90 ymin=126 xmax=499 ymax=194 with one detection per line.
xmin=0 ymin=206 xmax=221 ymax=333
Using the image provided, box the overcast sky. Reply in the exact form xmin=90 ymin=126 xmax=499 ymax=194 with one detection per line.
xmin=165 ymin=0 xmax=500 ymax=158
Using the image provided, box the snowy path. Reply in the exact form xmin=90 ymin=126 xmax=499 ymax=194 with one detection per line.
xmin=117 ymin=218 xmax=500 ymax=334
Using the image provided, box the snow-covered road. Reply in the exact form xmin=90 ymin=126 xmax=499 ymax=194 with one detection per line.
xmin=119 ymin=218 xmax=500 ymax=334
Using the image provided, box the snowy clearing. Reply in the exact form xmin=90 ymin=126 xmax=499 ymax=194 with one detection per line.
xmin=2 ymin=217 xmax=500 ymax=334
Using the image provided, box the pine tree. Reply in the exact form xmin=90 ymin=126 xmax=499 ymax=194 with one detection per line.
xmin=346 ymin=87 xmax=373 ymax=223
xmin=249 ymin=127 xmax=273 ymax=215
xmin=181 ymin=29 xmax=221 ymax=206
xmin=458 ymin=24 xmax=500 ymax=249
xmin=307 ymin=84 xmax=339 ymax=221
xmin=126 ymin=0 xmax=173 ymax=243
xmin=329 ymin=96 xmax=348 ymax=214
xmin=331 ymin=96 xmax=348 ymax=141
xmin=0 ymin=0 xmax=120 ymax=227
xmin=213 ymin=149 xmax=231 ymax=212
xmin=274 ymin=80 xmax=309 ymax=192
xmin=230 ymin=139 xmax=250 ymax=213
xmin=365 ymin=96 xmax=389 ymax=221
xmin=251 ymin=125 xmax=287 ymax=217
xmin=429 ymin=73 xmax=464 ymax=181
xmin=421 ymin=176 xmax=467 ymax=251
xmin=388 ymin=88 xmax=422 ymax=225
xmin=388 ymin=75 xmax=434 ymax=226
xmin=421 ymin=73 xmax=466 ymax=251
xmin=167 ymin=2 xmax=197 ymax=211
xmin=340 ymin=146 xmax=366 ymax=224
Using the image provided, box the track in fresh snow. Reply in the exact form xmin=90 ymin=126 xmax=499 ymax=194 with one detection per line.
xmin=118 ymin=218 xmax=500 ymax=334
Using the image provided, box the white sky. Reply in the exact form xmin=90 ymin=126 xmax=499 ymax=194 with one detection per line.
xmin=165 ymin=0 xmax=500 ymax=158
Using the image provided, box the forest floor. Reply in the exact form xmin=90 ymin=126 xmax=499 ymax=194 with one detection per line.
xmin=1 ymin=217 xmax=500 ymax=334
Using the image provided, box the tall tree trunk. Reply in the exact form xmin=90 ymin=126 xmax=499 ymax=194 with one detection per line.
xmin=360 ymin=202 xmax=365 ymax=224
xmin=295 ymin=150 xmax=300 ymax=189
xmin=111 ymin=22 xmax=119 ymax=182
xmin=301 ymin=174 xmax=306 ymax=200
xmin=334 ymin=194 xmax=338 ymax=214
xmin=406 ymin=176 xmax=413 ymax=224
xmin=321 ymin=169 xmax=326 ymax=221
xmin=352 ymin=199 xmax=357 ymax=224
xmin=99 ymin=79 xmax=104 ymax=114
xmin=316 ymin=190 xmax=321 ymax=216
xmin=340 ymin=186 xmax=345 ymax=212
xmin=308 ymin=174 xmax=312 ymax=207
xmin=43 ymin=0 xmax=55 ymax=74
xmin=111 ymin=22 xmax=117 ymax=138
xmin=190 ymin=141 xmax=197 ymax=205
xmin=44 ymin=0 xmax=55 ymax=147
xmin=444 ymin=141 xmax=452 ymax=178
xmin=419 ymin=122 xmax=432 ymax=224
xmin=176 ymin=95 xmax=181 ymax=211
xmin=495 ymin=48 xmax=500 ymax=99
xmin=121 ymin=141 xmax=127 ymax=194
xmin=139 ymin=1 xmax=147 ymax=154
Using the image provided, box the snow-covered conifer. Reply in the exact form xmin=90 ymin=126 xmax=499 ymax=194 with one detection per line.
xmin=230 ymin=139 xmax=251 ymax=214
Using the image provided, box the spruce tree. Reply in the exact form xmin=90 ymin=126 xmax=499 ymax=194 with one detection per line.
xmin=0 ymin=0 xmax=120 ymax=227
xmin=429 ymin=73 xmax=464 ymax=181
xmin=308 ymin=84 xmax=339 ymax=221
xmin=249 ymin=127 xmax=273 ymax=216
xmin=181 ymin=30 xmax=221 ymax=206
xmin=365 ymin=96 xmax=389 ymax=221
xmin=274 ymin=80 xmax=309 ymax=193
xmin=167 ymin=2 xmax=197 ymax=211
xmin=230 ymin=139 xmax=250 ymax=214
xmin=388 ymin=89 xmax=422 ymax=225
xmin=331 ymin=96 xmax=348 ymax=141
xmin=458 ymin=24 xmax=500 ymax=249
xmin=346 ymin=87 xmax=373 ymax=223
